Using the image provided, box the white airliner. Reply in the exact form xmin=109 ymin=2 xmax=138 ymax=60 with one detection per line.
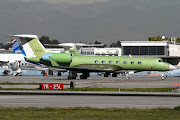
xmin=0 ymin=39 xmax=43 ymax=75
xmin=1 ymin=38 xmax=66 ymax=76
xmin=0 ymin=53 xmax=24 ymax=66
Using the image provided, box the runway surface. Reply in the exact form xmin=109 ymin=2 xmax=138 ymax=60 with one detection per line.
xmin=0 ymin=75 xmax=180 ymax=88
xmin=0 ymin=95 xmax=179 ymax=109
xmin=0 ymin=75 xmax=180 ymax=109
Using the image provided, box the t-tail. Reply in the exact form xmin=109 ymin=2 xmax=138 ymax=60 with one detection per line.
xmin=11 ymin=39 xmax=26 ymax=56
xmin=8 ymin=34 xmax=48 ymax=58
xmin=58 ymin=43 xmax=80 ymax=55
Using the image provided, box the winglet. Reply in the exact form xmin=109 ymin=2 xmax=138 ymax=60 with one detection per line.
xmin=58 ymin=43 xmax=80 ymax=55
xmin=49 ymin=56 xmax=60 ymax=67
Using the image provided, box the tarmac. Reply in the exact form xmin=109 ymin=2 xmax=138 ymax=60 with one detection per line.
xmin=0 ymin=90 xmax=180 ymax=97
xmin=0 ymin=75 xmax=180 ymax=108
xmin=0 ymin=75 xmax=180 ymax=89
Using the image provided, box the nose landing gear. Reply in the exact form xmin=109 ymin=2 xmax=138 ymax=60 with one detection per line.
xmin=161 ymin=72 xmax=167 ymax=80
xmin=125 ymin=72 xmax=130 ymax=80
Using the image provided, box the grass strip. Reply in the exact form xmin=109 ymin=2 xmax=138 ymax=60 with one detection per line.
xmin=64 ymin=88 xmax=172 ymax=92
xmin=0 ymin=82 xmax=69 ymax=85
xmin=0 ymin=83 xmax=40 ymax=85
xmin=0 ymin=107 xmax=180 ymax=120
xmin=0 ymin=87 xmax=173 ymax=92
xmin=0 ymin=88 xmax=40 ymax=90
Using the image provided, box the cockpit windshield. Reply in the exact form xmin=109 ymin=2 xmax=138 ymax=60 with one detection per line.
xmin=158 ymin=59 xmax=166 ymax=62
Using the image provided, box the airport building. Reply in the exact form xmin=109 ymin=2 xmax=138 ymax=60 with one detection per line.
xmin=45 ymin=48 xmax=65 ymax=53
xmin=79 ymin=41 xmax=180 ymax=58
xmin=80 ymin=47 xmax=121 ymax=56
xmin=6 ymin=40 xmax=180 ymax=58
xmin=121 ymin=41 xmax=168 ymax=57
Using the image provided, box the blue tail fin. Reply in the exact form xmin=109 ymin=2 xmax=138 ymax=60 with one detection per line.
xmin=11 ymin=39 xmax=26 ymax=56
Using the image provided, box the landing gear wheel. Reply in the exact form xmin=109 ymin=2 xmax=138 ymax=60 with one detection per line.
xmin=57 ymin=72 xmax=61 ymax=76
xmin=80 ymin=75 xmax=87 ymax=79
xmin=68 ymin=71 xmax=77 ymax=79
xmin=112 ymin=73 xmax=117 ymax=77
xmin=161 ymin=76 xmax=165 ymax=80
xmin=104 ymin=73 xmax=109 ymax=77
xmin=68 ymin=75 xmax=77 ymax=79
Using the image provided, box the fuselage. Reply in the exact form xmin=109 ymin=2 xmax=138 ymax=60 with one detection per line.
xmin=36 ymin=53 xmax=172 ymax=72
xmin=0 ymin=54 xmax=24 ymax=63
xmin=70 ymin=55 xmax=170 ymax=71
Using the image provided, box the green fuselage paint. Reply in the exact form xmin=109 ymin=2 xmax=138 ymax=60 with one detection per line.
xmin=69 ymin=55 xmax=169 ymax=71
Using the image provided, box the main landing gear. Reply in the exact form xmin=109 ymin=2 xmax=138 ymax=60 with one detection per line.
xmin=68 ymin=71 xmax=77 ymax=79
xmin=48 ymin=70 xmax=53 ymax=76
xmin=57 ymin=71 xmax=61 ymax=76
xmin=103 ymin=73 xmax=118 ymax=77
xmin=104 ymin=72 xmax=110 ymax=77
xmin=67 ymin=71 xmax=90 ymax=79
xmin=112 ymin=73 xmax=118 ymax=77
xmin=80 ymin=72 xmax=89 ymax=79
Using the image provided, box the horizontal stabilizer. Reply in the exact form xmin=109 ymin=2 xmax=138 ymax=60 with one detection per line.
xmin=8 ymin=34 xmax=38 ymax=39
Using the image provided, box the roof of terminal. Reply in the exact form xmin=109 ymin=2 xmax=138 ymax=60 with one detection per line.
xmin=120 ymin=41 xmax=168 ymax=46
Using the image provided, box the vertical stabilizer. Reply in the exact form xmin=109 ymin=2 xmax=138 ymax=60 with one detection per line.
xmin=8 ymin=34 xmax=48 ymax=58
xmin=11 ymin=39 xmax=26 ymax=56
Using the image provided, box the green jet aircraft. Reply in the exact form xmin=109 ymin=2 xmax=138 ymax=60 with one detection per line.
xmin=8 ymin=34 xmax=177 ymax=80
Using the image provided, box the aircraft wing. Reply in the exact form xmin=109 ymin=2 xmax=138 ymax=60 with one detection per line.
xmin=19 ymin=66 xmax=67 ymax=72
xmin=48 ymin=56 xmax=113 ymax=73
xmin=60 ymin=66 xmax=113 ymax=72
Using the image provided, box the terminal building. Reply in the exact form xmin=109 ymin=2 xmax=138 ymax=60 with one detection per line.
xmin=79 ymin=41 xmax=180 ymax=58
xmin=121 ymin=41 xmax=168 ymax=57
xmin=80 ymin=47 xmax=121 ymax=56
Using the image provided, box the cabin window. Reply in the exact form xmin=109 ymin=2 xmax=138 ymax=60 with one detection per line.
xmin=116 ymin=61 xmax=120 ymax=64
xmin=138 ymin=62 xmax=142 ymax=64
xmin=123 ymin=61 xmax=127 ymax=64
xmin=131 ymin=61 xmax=134 ymax=64
xmin=102 ymin=61 xmax=106 ymax=64
xmin=95 ymin=60 xmax=98 ymax=63
xmin=109 ymin=61 xmax=113 ymax=64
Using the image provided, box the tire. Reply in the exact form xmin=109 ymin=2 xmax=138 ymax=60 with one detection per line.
xmin=104 ymin=74 xmax=109 ymax=77
xmin=57 ymin=72 xmax=61 ymax=76
xmin=161 ymin=76 xmax=165 ymax=80
xmin=112 ymin=73 xmax=117 ymax=77
xmin=80 ymin=75 xmax=87 ymax=79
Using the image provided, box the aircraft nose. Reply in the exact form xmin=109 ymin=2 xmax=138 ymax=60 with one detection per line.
xmin=169 ymin=64 xmax=177 ymax=70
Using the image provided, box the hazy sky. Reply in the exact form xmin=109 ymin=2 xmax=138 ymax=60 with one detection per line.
xmin=1 ymin=0 xmax=180 ymax=45
xmin=21 ymin=0 xmax=111 ymax=5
